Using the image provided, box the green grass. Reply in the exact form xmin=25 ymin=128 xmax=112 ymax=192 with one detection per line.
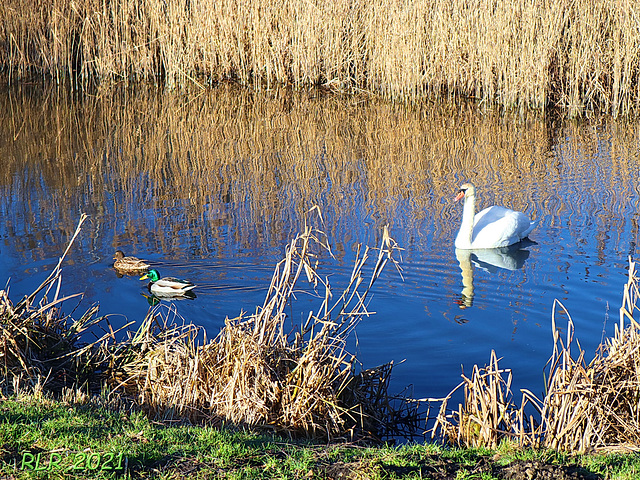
xmin=2 ymin=392 xmax=640 ymax=479
xmin=0 ymin=391 xmax=318 ymax=479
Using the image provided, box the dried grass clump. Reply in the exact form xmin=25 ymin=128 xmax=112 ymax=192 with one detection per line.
xmin=434 ymin=257 xmax=640 ymax=453
xmin=537 ymin=260 xmax=640 ymax=453
xmin=0 ymin=214 xmax=117 ymax=393
xmin=107 ymin=215 xmax=404 ymax=439
xmin=433 ymin=350 xmax=528 ymax=449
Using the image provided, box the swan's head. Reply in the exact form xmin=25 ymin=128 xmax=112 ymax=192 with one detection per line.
xmin=455 ymin=182 xmax=475 ymax=202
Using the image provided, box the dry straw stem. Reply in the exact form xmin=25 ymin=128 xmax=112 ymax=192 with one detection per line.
xmin=108 ymin=215 xmax=403 ymax=440
xmin=1 ymin=0 xmax=640 ymax=115
xmin=434 ymin=257 xmax=640 ymax=453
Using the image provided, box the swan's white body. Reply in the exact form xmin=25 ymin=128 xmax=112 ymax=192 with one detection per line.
xmin=454 ymin=183 xmax=538 ymax=249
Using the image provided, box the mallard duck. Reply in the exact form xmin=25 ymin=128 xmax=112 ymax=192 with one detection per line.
xmin=113 ymin=250 xmax=150 ymax=275
xmin=140 ymin=269 xmax=197 ymax=297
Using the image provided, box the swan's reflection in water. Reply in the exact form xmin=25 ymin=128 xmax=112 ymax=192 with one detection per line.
xmin=455 ymin=242 xmax=533 ymax=309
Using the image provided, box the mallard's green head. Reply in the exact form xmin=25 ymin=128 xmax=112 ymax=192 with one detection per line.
xmin=140 ymin=269 xmax=160 ymax=282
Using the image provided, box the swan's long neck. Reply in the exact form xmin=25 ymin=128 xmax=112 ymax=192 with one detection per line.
xmin=456 ymin=193 xmax=476 ymax=248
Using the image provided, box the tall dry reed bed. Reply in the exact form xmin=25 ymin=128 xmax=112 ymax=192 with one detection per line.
xmin=1 ymin=0 xmax=639 ymax=115
xmin=433 ymin=257 xmax=640 ymax=453
xmin=1 ymin=212 xmax=406 ymax=440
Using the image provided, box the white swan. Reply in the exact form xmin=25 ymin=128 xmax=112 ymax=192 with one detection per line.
xmin=454 ymin=182 xmax=538 ymax=249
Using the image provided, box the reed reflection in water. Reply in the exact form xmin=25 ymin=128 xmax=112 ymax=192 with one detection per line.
xmin=1 ymin=84 xmax=640 ymax=400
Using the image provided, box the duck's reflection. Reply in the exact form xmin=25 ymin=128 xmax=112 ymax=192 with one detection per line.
xmin=455 ymin=242 xmax=533 ymax=309
xmin=142 ymin=291 xmax=197 ymax=306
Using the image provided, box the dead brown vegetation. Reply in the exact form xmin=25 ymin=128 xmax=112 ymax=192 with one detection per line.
xmin=1 ymin=0 xmax=639 ymax=115
xmin=433 ymin=257 xmax=640 ymax=453
xmin=0 ymin=214 xmax=126 ymax=392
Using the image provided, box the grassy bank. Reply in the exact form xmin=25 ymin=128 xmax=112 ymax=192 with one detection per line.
xmin=2 ymin=390 xmax=639 ymax=479
xmin=1 ymin=0 xmax=639 ymax=116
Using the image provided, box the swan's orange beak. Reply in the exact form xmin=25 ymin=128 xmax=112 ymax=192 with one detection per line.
xmin=454 ymin=190 xmax=465 ymax=202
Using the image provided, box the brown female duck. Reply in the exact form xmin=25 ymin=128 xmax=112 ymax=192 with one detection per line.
xmin=113 ymin=250 xmax=150 ymax=275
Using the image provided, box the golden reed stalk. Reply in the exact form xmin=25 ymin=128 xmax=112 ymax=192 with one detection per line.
xmin=1 ymin=0 xmax=639 ymax=116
